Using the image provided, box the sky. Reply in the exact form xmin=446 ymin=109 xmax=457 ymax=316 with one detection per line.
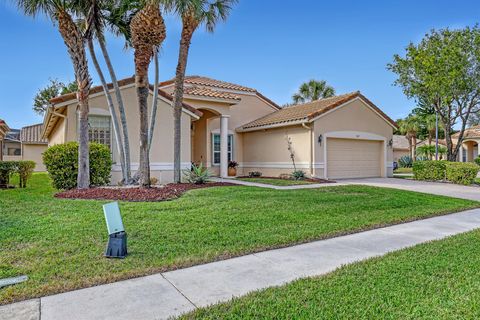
xmin=1 ymin=0 xmax=480 ymax=129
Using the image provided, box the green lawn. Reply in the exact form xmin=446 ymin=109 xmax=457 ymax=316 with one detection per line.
xmin=393 ymin=167 xmax=413 ymax=174
xmin=237 ymin=177 xmax=314 ymax=186
xmin=182 ymin=229 xmax=480 ymax=319
xmin=0 ymin=173 xmax=478 ymax=305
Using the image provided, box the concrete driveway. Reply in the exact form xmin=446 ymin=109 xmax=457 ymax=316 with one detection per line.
xmin=342 ymin=178 xmax=480 ymax=202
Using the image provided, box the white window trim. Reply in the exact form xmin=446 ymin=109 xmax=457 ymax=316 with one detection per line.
xmin=211 ymin=133 xmax=234 ymax=166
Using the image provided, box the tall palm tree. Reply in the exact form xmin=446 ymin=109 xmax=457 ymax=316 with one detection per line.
xmin=17 ymin=0 xmax=92 ymax=188
xmin=167 ymin=0 xmax=238 ymax=183
xmin=399 ymin=116 xmax=421 ymax=160
xmin=130 ymin=0 xmax=166 ymax=187
xmin=292 ymin=79 xmax=335 ymax=104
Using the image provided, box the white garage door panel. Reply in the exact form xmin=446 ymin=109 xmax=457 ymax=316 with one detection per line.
xmin=327 ymin=138 xmax=382 ymax=179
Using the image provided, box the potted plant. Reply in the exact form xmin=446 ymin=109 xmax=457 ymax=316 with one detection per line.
xmin=228 ymin=160 xmax=238 ymax=176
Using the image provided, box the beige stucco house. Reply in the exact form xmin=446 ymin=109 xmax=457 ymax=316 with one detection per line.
xmin=0 ymin=119 xmax=9 ymax=161
xmin=20 ymin=124 xmax=48 ymax=171
xmin=453 ymin=125 xmax=479 ymax=162
xmin=393 ymin=135 xmax=411 ymax=162
xmin=42 ymin=76 xmax=397 ymax=183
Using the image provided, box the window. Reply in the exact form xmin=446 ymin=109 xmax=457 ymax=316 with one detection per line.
xmin=88 ymin=116 xmax=111 ymax=149
xmin=212 ymin=133 xmax=233 ymax=165
xmin=8 ymin=148 xmax=21 ymax=156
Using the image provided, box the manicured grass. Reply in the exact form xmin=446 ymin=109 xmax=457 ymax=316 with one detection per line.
xmin=237 ymin=177 xmax=314 ymax=186
xmin=394 ymin=167 xmax=413 ymax=174
xmin=0 ymin=174 xmax=478 ymax=305
xmin=182 ymin=229 xmax=480 ymax=319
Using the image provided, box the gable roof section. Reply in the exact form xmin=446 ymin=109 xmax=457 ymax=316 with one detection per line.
xmin=393 ymin=135 xmax=410 ymax=150
xmin=44 ymin=77 xmax=202 ymax=138
xmin=183 ymin=86 xmax=241 ymax=101
xmin=160 ymin=75 xmax=281 ymax=110
xmin=239 ymin=92 xmax=397 ymax=131
xmin=21 ymin=124 xmax=48 ymax=144
xmin=452 ymin=125 xmax=480 ymax=139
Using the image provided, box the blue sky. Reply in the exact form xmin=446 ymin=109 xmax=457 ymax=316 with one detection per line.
xmin=1 ymin=0 xmax=479 ymax=129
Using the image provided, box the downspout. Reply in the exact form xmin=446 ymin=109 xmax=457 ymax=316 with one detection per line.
xmin=302 ymin=123 xmax=313 ymax=176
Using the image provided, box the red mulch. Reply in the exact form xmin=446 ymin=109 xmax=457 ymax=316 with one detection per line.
xmin=54 ymin=182 xmax=236 ymax=202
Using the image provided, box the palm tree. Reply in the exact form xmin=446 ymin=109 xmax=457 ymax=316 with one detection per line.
xmin=399 ymin=116 xmax=421 ymax=160
xmin=167 ymin=0 xmax=238 ymax=183
xmin=17 ymin=0 xmax=92 ymax=188
xmin=292 ymin=79 xmax=335 ymax=104
xmin=130 ymin=0 xmax=166 ymax=187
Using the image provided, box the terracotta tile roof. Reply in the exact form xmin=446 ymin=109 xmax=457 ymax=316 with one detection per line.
xmin=183 ymin=86 xmax=241 ymax=101
xmin=21 ymin=123 xmax=48 ymax=144
xmin=452 ymin=125 xmax=480 ymax=139
xmin=393 ymin=135 xmax=410 ymax=150
xmin=48 ymin=77 xmax=201 ymax=117
xmin=240 ymin=92 xmax=396 ymax=131
xmin=160 ymin=75 xmax=280 ymax=109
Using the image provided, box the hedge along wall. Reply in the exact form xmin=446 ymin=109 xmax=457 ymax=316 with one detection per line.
xmin=0 ymin=160 xmax=36 ymax=188
xmin=43 ymin=142 xmax=112 ymax=190
xmin=413 ymin=160 xmax=479 ymax=185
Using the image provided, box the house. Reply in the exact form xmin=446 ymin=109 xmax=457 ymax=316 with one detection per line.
xmin=392 ymin=135 xmax=411 ymax=162
xmin=0 ymin=119 xmax=9 ymax=161
xmin=20 ymin=124 xmax=48 ymax=171
xmin=453 ymin=125 xmax=479 ymax=162
xmin=42 ymin=76 xmax=396 ymax=183
xmin=2 ymin=128 xmax=22 ymax=161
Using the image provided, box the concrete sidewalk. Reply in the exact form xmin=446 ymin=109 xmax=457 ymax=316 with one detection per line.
xmin=3 ymin=209 xmax=480 ymax=320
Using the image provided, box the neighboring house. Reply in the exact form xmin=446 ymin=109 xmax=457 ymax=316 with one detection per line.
xmin=0 ymin=119 xmax=9 ymax=161
xmin=392 ymin=135 xmax=411 ymax=162
xmin=20 ymin=124 xmax=48 ymax=171
xmin=2 ymin=128 xmax=22 ymax=161
xmin=42 ymin=76 xmax=396 ymax=183
xmin=453 ymin=125 xmax=479 ymax=162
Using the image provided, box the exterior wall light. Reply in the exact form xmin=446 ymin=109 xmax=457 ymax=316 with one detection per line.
xmin=388 ymin=139 xmax=393 ymax=148
xmin=318 ymin=134 xmax=323 ymax=145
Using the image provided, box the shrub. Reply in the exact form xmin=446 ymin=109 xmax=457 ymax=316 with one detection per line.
xmin=398 ymin=155 xmax=413 ymax=168
xmin=43 ymin=142 xmax=112 ymax=190
xmin=413 ymin=160 xmax=446 ymax=181
xmin=183 ymin=163 xmax=210 ymax=184
xmin=0 ymin=161 xmax=36 ymax=188
xmin=475 ymin=157 xmax=480 ymax=166
xmin=0 ymin=161 xmax=17 ymax=187
xmin=17 ymin=161 xmax=36 ymax=188
xmin=291 ymin=170 xmax=306 ymax=180
xmin=445 ymin=162 xmax=480 ymax=185
xmin=248 ymin=171 xmax=262 ymax=178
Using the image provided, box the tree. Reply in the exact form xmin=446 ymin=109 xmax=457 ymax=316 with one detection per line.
xmin=18 ymin=0 xmax=93 ymax=188
xmin=292 ymin=79 xmax=335 ymax=104
xmin=398 ymin=116 xmax=420 ymax=160
xmin=33 ymin=79 xmax=77 ymax=116
xmin=167 ymin=0 xmax=238 ymax=183
xmin=388 ymin=26 xmax=480 ymax=161
xmin=130 ymin=0 xmax=166 ymax=187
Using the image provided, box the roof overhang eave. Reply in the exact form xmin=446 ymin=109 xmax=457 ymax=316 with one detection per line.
xmin=236 ymin=119 xmax=308 ymax=132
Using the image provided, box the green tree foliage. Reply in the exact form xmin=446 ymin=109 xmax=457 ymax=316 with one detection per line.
xmin=292 ymin=79 xmax=335 ymax=104
xmin=388 ymin=26 xmax=480 ymax=161
xmin=33 ymin=79 xmax=78 ymax=116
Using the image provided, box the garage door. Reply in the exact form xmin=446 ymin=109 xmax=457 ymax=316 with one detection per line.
xmin=327 ymin=138 xmax=382 ymax=179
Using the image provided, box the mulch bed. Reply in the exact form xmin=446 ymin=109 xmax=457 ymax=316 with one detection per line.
xmin=54 ymin=182 xmax=236 ymax=202
xmin=238 ymin=176 xmax=336 ymax=183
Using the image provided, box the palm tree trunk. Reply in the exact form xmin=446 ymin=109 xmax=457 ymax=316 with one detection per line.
xmin=172 ymin=24 xmax=196 ymax=183
xmin=97 ymin=35 xmax=132 ymax=183
xmin=57 ymin=10 xmax=91 ymax=189
xmin=134 ymin=46 xmax=152 ymax=187
xmin=87 ymin=37 xmax=127 ymax=183
xmin=148 ymin=49 xmax=159 ymax=150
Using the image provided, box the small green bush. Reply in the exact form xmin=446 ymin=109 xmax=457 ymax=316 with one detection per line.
xmin=183 ymin=163 xmax=211 ymax=184
xmin=445 ymin=162 xmax=480 ymax=185
xmin=475 ymin=157 xmax=480 ymax=166
xmin=398 ymin=155 xmax=413 ymax=168
xmin=0 ymin=161 xmax=36 ymax=188
xmin=291 ymin=170 xmax=306 ymax=180
xmin=43 ymin=142 xmax=112 ymax=190
xmin=413 ymin=161 xmax=446 ymax=181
